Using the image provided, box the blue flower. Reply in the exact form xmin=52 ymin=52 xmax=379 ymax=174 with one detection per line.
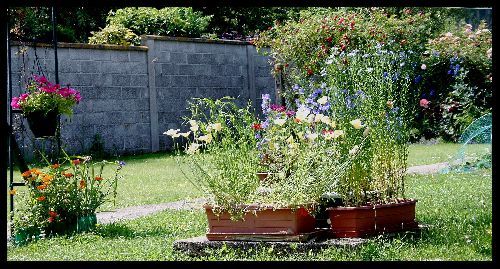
xmin=255 ymin=133 xmax=261 ymax=139
xmin=383 ymin=72 xmax=388 ymax=78
xmin=429 ymin=89 xmax=435 ymax=97
xmin=432 ymin=50 xmax=440 ymax=57
xmin=345 ymin=96 xmax=354 ymax=109
xmin=414 ymin=75 xmax=422 ymax=84
xmin=118 ymin=161 xmax=126 ymax=166
xmin=392 ymin=73 xmax=398 ymax=81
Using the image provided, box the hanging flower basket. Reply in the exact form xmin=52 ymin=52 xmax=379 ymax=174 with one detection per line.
xmin=25 ymin=110 xmax=59 ymax=138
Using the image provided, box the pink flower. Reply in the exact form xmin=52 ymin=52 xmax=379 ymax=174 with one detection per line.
xmin=40 ymin=85 xmax=58 ymax=93
xmin=270 ymin=104 xmax=286 ymax=112
xmin=19 ymin=93 xmax=29 ymax=101
xmin=420 ymin=99 xmax=429 ymax=108
xmin=33 ymin=74 xmax=49 ymax=85
xmin=10 ymin=97 xmax=20 ymax=109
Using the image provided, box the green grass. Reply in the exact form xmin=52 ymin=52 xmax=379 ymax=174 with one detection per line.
xmin=8 ymin=143 xmax=490 ymax=216
xmin=7 ymin=168 xmax=492 ymax=261
xmin=407 ymin=143 xmax=490 ymax=167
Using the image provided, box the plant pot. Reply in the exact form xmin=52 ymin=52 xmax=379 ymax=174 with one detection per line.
xmin=326 ymin=199 xmax=418 ymax=238
xmin=45 ymin=213 xmax=97 ymax=236
xmin=13 ymin=226 xmax=41 ymax=245
xmin=374 ymin=199 xmax=418 ymax=233
xmin=25 ymin=110 xmax=59 ymax=138
xmin=204 ymin=204 xmax=316 ymax=241
xmin=326 ymin=205 xmax=376 ymax=238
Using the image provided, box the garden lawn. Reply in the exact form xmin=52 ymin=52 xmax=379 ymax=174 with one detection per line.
xmin=406 ymin=143 xmax=490 ymax=167
xmin=7 ymin=168 xmax=491 ymax=261
xmin=8 ymin=143 xmax=490 ymax=217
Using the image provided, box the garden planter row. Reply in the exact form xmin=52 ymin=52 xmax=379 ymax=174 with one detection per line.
xmin=204 ymin=199 xmax=417 ymax=241
xmin=205 ymin=205 xmax=317 ymax=241
xmin=326 ymin=199 xmax=418 ymax=237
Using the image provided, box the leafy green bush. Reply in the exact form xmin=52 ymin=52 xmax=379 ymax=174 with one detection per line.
xmin=412 ymin=21 xmax=492 ymax=141
xmin=88 ymin=24 xmax=141 ymax=46
xmin=106 ymin=7 xmax=212 ymax=38
xmin=255 ymin=7 xmax=458 ymax=96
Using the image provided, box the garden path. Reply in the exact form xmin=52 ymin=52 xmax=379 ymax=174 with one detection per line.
xmin=6 ymin=162 xmax=450 ymax=242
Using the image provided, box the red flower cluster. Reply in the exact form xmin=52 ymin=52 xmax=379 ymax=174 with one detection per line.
xmin=251 ymin=123 xmax=262 ymax=130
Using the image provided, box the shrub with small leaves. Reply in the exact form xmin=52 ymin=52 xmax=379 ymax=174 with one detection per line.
xmin=88 ymin=24 xmax=141 ymax=46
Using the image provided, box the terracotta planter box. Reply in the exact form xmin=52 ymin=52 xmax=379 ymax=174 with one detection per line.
xmin=326 ymin=199 xmax=418 ymax=238
xmin=374 ymin=200 xmax=418 ymax=233
xmin=204 ymin=205 xmax=316 ymax=241
xmin=326 ymin=205 xmax=376 ymax=238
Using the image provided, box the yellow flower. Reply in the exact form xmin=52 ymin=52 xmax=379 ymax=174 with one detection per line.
xmin=185 ymin=143 xmax=201 ymax=155
xmin=197 ymin=134 xmax=213 ymax=144
xmin=363 ymin=127 xmax=370 ymax=137
xmin=307 ymin=114 xmax=315 ymax=124
xmin=188 ymin=120 xmax=199 ymax=132
xmin=350 ymin=119 xmax=363 ymax=129
xmin=314 ymin=113 xmax=324 ymax=123
xmin=9 ymin=189 xmax=17 ymax=195
xmin=349 ymin=145 xmax=360 ymax=155
xmin=274 ymin=118 xmax=287 ymax=126
xmin=333 ymin=130 xmax=344 ymax=139
xmin=387 ymin=100 xmax=394 ymax=109
xmin=286 ymin=135 xmax=294 ymax=144
xmin=211 ymin=123 xmax=222 ymax=132
xmin=306 ymin=132 xmax=318 ymax=142
xmin=164 ymin=129 xmax=180 ymax=137
xmin=320 ymin=115 xmax=331 ymax=125
xmin=317 ymin=96 xmax=328 ymax=105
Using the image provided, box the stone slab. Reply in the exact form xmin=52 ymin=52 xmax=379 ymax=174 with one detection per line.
xmin=173 ymin=224 xmax=428 ymax=257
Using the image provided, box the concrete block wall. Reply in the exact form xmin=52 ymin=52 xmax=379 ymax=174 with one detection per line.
xmin=9 ymin=37 xmax=276 ymax=157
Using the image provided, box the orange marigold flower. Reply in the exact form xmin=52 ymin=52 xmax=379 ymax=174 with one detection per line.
xmin=37 ymin=184 xmax=47 ymax=190
xmin=63 ymin=172 xmax=74 ymax=178
xmin=72 ymin=159 xmax=81 ymax=165
xmin=51 ymin=163 xmax=60 ymax=169
xmin=21 ymin=171 xmax=32 ymax=177
xmin=79 ymin=180 xmax=86 ymax=189
xmin=9 ymin=189 xmax=17 ymax=195
xmin=32 ymin=169 xmax=42 ymax=175
xmin=48 ymin=211 xmax=58 ymax=218
xmin=94 ymin=176 xmax=103 ymax=181
xmin=42 ymin=175 xmax=53 ymax=182
xmin=37 ymin=196 xmax=46 ymax=202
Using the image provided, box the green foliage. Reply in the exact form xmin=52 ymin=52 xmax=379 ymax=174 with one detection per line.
xmin=88 ymin=24 xmax=141 ymax=46
xmin=166 ymin=97 xmax=261 ymax=219
xmin=320 ymin=44 xmax=411 ymax=205
xmin=255 ymin=7 xmax=458 ymax=93
xmin=106 ymin=7 xmax=212 ymax=38
xmin=7 ymin=169 xmax=492 ymax=261
xmin=412 ymin=21 xmax=492 ymax=141
xmin=193 ymin=7 xmax=303 ymax=39
xmin=11 ymin=151 xmax=125 ymax=243
xmin=8 ymin=7 xmax=109 ymax=43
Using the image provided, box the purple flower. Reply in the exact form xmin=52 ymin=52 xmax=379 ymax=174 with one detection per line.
xmin=319 ymin=103 xmax=330 ymax=111
xmin=285 ymin=110 xmax=295 ymax=117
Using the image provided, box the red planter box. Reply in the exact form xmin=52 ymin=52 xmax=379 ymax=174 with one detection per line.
xmin=325 ymin=205 xmax=376 ymax=238
xmin=204 ymin=205 xmax=316 ymax=241
xmin=375 ymin=200 xmax=418 ymax=233
xmin=326 ymin=199 xmax=418 ymax=238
